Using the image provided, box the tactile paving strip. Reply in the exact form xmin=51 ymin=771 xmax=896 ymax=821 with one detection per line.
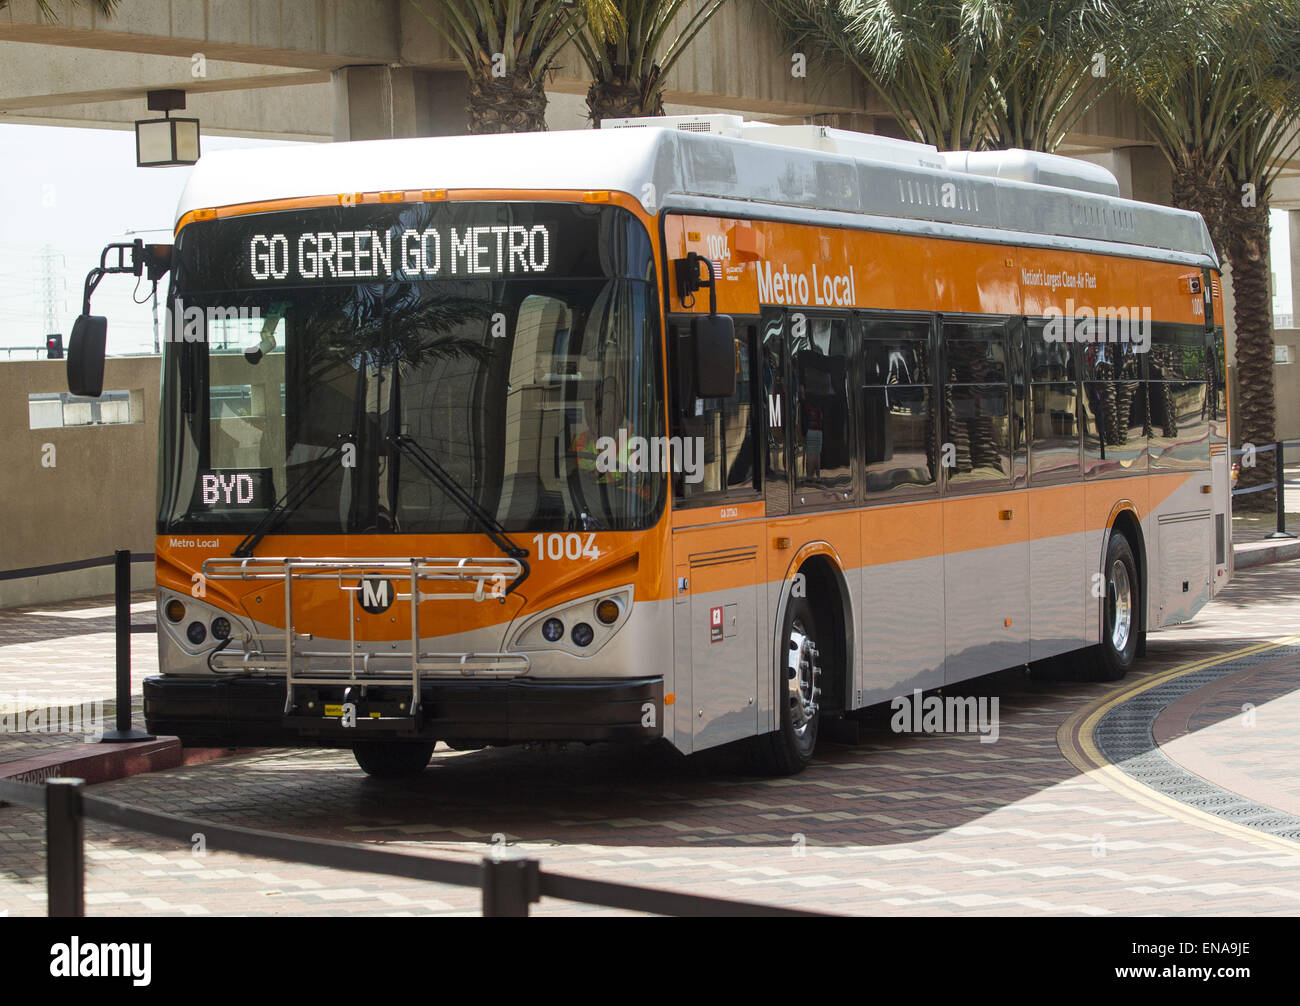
xmin=1095 ymin=646 xmax=1300 ymax=841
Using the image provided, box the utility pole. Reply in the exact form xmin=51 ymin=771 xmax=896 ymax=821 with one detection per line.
xmin=37 ymin=244 xmax=66 ymax=343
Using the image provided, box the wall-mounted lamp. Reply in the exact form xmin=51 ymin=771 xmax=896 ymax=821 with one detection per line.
xmin=135 ymin=89 xmax=200 ymax=167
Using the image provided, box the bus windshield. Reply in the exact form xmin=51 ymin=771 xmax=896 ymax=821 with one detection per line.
xmin=157 ymin=201 xmax=664 ymax=536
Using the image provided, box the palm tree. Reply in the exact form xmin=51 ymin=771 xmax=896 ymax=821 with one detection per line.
xmin=982 ymin=0 xmax=1124 ymax=152
xmin=760 ymin=0 xmax=1120 ymax=152
xmin=408 ymin=0 xmax=624 ymax=133
xmin=0 ymin=0 xmax=119 ymax=17
xmin=1219 ymin=18 xmax=1300 ymax=506
xmin=762 ymin=0 xmax=991 ymax=149
xmin=571 ymin=0 xmax=729 ymax=125
xmin=1121 ymin=0 xmax=1300 ymax=506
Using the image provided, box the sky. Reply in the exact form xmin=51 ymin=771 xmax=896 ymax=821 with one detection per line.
xmin=0 ymin=123 xmax=302 ymax=357
xmin=0 ymin=121 xmax=1293 ymax=358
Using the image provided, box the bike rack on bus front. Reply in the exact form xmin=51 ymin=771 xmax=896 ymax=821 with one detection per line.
xmin=201 ymin=556 xmax=530 ymax=733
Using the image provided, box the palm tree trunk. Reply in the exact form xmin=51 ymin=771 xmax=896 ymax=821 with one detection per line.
xmin=586 ymin=65 xmax=664 ymax=126
xmin=466 ymin=62 xmax=548 ymax=134
xmin=1170 ymin=160 xmax=1230 ymax=265
xmin=1223 ymin=197 xmax=1278 ymax=511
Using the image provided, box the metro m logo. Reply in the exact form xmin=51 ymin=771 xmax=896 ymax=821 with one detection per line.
xmin=357 ymin=576 xmax=395 ymax=614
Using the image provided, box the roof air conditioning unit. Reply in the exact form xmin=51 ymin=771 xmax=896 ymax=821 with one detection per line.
xmin=601 ymin=114 xmax=744 ymax=138
xmin=941 ymin=149 xmax=1120 ymax=197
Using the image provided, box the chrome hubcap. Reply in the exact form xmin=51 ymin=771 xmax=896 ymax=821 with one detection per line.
xmin=1108 ymin=559 xmax=1133 ymax=652
xmin=786 ymin=618 xmax=822 ymax=735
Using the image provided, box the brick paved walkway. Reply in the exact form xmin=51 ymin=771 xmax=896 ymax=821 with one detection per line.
xmin=0 ymin=591 xmax=153 ymax=759
xmin=1 ymin=567 xmax=1298 ymax=916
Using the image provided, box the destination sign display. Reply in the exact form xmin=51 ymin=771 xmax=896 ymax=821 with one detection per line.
xmin=247 ymin=224 xmax=551 ymax=282
xmin=189 ymin=468 xmax=274 ymax=512
xmin=172 ymin=202 xmax=652 ymax=291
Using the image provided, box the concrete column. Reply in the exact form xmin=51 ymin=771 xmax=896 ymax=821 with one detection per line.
xmin=1286 ymin=209 xmax=1300 ymax=328
xmin=1127 ymin=146 xmax=1173 ymax=206
xmin=331 ymin=65 xmax=467 ymax=141
xmin=1097 ymin=145 xmax=1172 ymax=205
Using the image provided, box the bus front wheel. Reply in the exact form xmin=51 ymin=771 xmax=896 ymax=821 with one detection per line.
xmin=352 ymin=741 xmax=435 ymax=778
xmin=750 ymin=594 xmax=822 ymax=776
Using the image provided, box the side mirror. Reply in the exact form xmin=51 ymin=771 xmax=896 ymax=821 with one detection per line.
xmin=67 ymin=315 xmax=108 ymax=398
xmin=693 ymin=314 xmax=737 ymax=399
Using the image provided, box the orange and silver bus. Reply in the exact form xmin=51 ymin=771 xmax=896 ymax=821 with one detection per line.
xmin=79 ymin=116 xmax=1230 ymax=776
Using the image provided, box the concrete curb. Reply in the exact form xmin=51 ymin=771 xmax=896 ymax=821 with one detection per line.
xmin=0 ymin=737 xmax=237 ymax=789
xmin=1233 ymin=538 xmax=1300 ymax=569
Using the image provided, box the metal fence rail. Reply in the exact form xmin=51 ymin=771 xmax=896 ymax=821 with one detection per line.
xmin=0 ymin=776 xmax=826 ymax=917
xmin=0 ymin=551 xmax=153 ymax=582
xmin=1229 ymin=439 xmax=1298 ymax=539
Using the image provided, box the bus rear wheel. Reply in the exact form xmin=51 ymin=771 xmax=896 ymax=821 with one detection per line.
xmin=750 ymin=594 xmax=822 ymax=776
xmin=352 ymin=741 xmax=435 ymax=778
xmin=1079 ymin=530 xmax=1140 ymax=682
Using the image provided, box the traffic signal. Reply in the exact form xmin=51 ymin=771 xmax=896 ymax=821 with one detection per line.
xmin=46 ymin=333 xmax=64 ymax=359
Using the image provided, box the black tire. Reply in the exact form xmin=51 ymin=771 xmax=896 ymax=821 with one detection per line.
xmin=1078 ymin=530 xmax=1140 ymax=682
xmin=750 ymin=593 xmax=823 ymax=775
xmin=352 ymin=741 xmax=435 ymax=778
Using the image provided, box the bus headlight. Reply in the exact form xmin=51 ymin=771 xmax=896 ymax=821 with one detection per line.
xmin=158 ymin=589 xmax=251 ymax=658
xmin=510 ymin=586 xmax=633 ymax=656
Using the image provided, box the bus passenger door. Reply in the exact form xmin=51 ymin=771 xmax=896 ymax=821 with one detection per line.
xmin=670 ymin=320 xmax=767 ymax=753
xmin=1205 ymin=270 xmax=1231 ymax=596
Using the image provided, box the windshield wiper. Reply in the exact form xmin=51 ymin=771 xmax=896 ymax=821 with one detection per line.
xmin=231 ymin=434 xmax=353 ymax=558
xmin=386 ymin=433 xmax=531 ymax=594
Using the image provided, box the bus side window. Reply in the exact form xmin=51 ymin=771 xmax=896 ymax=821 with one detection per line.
xmin=942 ymin=318 xmax=1014 ymax=489
xmin=761 ymin=310 xmax=790 ymax=515
xmin=789 ymin=312 xmax=854 ymax=507
xmin=860 ymin=314 xmax=937 ymax=498
xmin=670 ymin=322 xmax=759 ymax=504
xmin=1147 ymin=322 xmax=1210 ymax=471
xmin=1081 ymin=337 xmax=1149 ymax=478
xmin=1026 ymin=320 xmax=1082 ymax=483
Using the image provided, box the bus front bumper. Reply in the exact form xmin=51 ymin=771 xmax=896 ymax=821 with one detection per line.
xmin=143 ymin=675 xmax=663 ymax=748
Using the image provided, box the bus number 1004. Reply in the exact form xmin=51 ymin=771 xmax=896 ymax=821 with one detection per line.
xmin=532 ymin=533 xmax=601 ymax=561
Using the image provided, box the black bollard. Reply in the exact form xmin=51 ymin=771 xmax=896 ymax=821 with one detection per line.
xmin=100 ymin=548 xmax=154 ymax=742
xmin=1267 ymin=441 xmax=1296 ymax=540
xmin=46 ymin=778 xmax=85 ymax=917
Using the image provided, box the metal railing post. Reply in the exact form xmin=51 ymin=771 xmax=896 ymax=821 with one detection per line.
xmin=1268 ymin=441 xmax=1296 ymax=540
xmin=101 ymin=548 xmax=154 ymax=741
xmin=46 ymin=778 xmax=85 ymax=917
xmin=481 ymin=857 xmax=540 ymax=917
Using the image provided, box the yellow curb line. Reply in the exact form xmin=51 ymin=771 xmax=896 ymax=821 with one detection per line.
xmin=1057 ymin=634 xmax=1300 ymax=856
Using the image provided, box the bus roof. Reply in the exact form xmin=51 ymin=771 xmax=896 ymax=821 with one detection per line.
xmin=176 ymin=127 xmax=1218 ymax=267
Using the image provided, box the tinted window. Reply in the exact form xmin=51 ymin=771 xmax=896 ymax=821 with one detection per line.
xmin=761 ymin=310 xmax=791 ymax=515
xmin=791 ymin=314 xmax=853 ymax=505
xmin=672 ymin=324 xmax=759 ymax=501
xmin=1080 ymin=341 xmax=1148 ymax=478
xmin=943 ymin=320 xmax=1012 ymax=488
xmin=861 ymin=316 xmax=936 ymax=496
xmin=1026 ymin=322 xmax=1080 ymax=482
xmin=1148 ymin=323 xmax=1210 ymax=470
